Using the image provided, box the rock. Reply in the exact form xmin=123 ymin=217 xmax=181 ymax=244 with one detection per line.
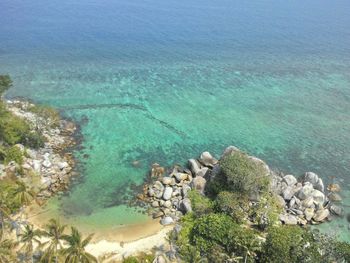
xmin=221 ymin=145 xmax=240 ymax=158
xmin=162 ymin=177 xmax=173 ymax=185
xmin=328 ymin=192 xmax=342 ymax=202
xmin=191 ymin=176 xmax=206 ymax=194
xmin=163 ymin=200 xmax=172 ymax=208
xmin=199 ymin=151 xmax=218 ymax=167
xmin=148 ymin=188 xmax=155 ymax=197
xmin=57 ymin=162 xmax=68 ymax=170
xmin=182 ymin=184 xmax=191 ymax=197
xmin=312 ymin=190 xmax=325 ymax=206
xmin=279 ymin=214 xmax=298 ymax=225
xmin=327 ymin=183 xmax=341 ymax=192
xmin=151 ymin=163 xmax=165 ymax=177
xmin=283 ymin=174 xmax=297 ymax=186
xmin=152 ymin=211 xmax=164 ymax=219
xmin=42 ymin=159 xmax=52 ymax=168
xmin=304 ymin=208 xmax=315 ymax=221
xmin=22 ymin=163 xmax=31 ymax=170
xmin=179 ymin=198 xmax=192 ymax=214
xmin=303 ymin=172 xmax=324 ymax=192
xmin=163 ymin=187 xmax=173 ymax=200
xmin=174 ymin=173 xmax=188 ymax=182
xmin=248 ymin=156 xmax=270 ymax=176
xmin=160 ymin=216 xmax=174 ymax=225
xmin=330 ymin=204 xmax=343 ymax=216
xmin=282 ymin=186 xmax=295 ymax=201
xmin=313 ymin=209 xmax=330 ymax=222
xmin=151 ymin=201 xmax=159 ymax=208
xmin=302 ymin=196 xmax=314 ymax=208
xmin=188 ymin=159 xmax=201 ymax=175
xmin=297 ymin=182 xmax=314 ymax=200
xmin=33 ymin=160 xmax=41 ymax=172
xmin=196 ymin=167 xmax=209 ymax=177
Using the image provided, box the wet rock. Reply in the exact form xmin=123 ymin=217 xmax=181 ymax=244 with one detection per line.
xmin=283 ymin=174 xmax=297 ymax=186
xmin=163 ymin=187 xmax=173 ymax=200
xmin=199 ymin=151 xmax=218 ymax=167
xmin=313 ymin=209 xmax=330 ymax=222
xmin=328 ymin=192 xmax=342 ymax=202
xmin=330 ymin=204 xmax=343 ymax=216
xmin=327 ymin=183 xmax=341 ymax=193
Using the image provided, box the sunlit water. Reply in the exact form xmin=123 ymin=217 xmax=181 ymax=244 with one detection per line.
xmin=1 ymin=0 xmax=350 ymax=240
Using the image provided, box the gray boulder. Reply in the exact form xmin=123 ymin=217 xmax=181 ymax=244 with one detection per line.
xmin=297 ymin=182 xmax=314 ymax=200
xmin=163 ymin=187 xmax=173 ymax=200
xmin=312 ymin=190 xmax=325 ymax=206
xmin=330 ymin=204 xmax=343 ymax=216
xmin=221 ymin=145 xmax=240 ymax=158
xmin=174 ymin=173 xmax=188 ymax=182
xmin=182 ymin=184 xmax=191 ymax=197
xmin=162 ymin=177 xmax=173 ymax=185
xmin=196 ymin=167 xmax=209 ymax=177
xmin=303 ymin=172 xmax=324 ymax=192
xmin=304 ymin=208 xmax=315 ymax=221
xmin=282 ymin=186 xmax=295 ymax=201
xmin=279 ymin=214 xmax=298 ymax=225
xmin=313 ymin=209 xmax=330 ymax=222
xmin=179 ymin=198 xmax=192 ymax=214
xmin=199 ymin=151 xmax=218 ymax=167
xmin=188 ymin=159 xmax=201 ymax=175
xmin=160 ymin=216 xmax=174 ymax=225
xmin=328 ymin=192 xmax=342 ymax=202
xmin=283 ymin=174 xmax=297 ymax=186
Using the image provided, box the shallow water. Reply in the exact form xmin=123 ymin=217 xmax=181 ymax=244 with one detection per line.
xmin=1 ymin=0 xmax=350 ymax=240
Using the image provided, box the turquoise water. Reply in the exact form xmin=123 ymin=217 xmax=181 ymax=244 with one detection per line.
xmin=1 ymin=0 xmax=350 ymax=238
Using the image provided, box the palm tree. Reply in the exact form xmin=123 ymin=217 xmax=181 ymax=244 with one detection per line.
xmin=0 ymin=237 xmax=17 ymax=263
xmin=12 ymin=180 xmax=36 ymax=207
xmin=18 ymin=224 xmax=42 ymax=263
xmin=61 ymin=227 xmax=97 ymax=263
xmin=39 ymin=218 xmax=66 ymax=263
xmin=0 ymin=190 xmax=12 ymax=240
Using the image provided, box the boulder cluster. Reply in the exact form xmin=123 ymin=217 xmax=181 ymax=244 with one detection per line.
xmin=1 ymin=100 xmax=77 ymax=202
xmin=144 ymin=145 xmax=344 ymax=227
xmin=145 ymin=151 xmax=218 ymax=225
xmin=273 ymin=171 xmax=343 ymax=225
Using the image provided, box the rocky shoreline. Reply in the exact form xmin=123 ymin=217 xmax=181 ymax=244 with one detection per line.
xmin=142 ymin=145 xmax=344 ymax=227
xmin=1 ymin=100 xmax=77 ymax=203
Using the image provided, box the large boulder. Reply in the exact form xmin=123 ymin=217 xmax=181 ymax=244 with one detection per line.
xmin=283 ymin=174 xmax=297 ymax=186
xmin=182 ymin=184 xmax=191 ymax=197
xmin=302 ymin=172 xmax=324 ymax=192
xmin=199 ymin=151 xmax=218 ymax=167
xmin=221 ymin=145 xmax=240 ymax=158
xmin=282 ymin=186 xmax=296 ymax=201
xmin=160 ymin=216 xmax=174 ymax=225
xmin=279 ymin=214 xmax=298 ymax=225
xmin=304 ymin=208 xmax=315 ymax=221
xmin=191 ymin=176 xmax=207 ymax=194
xmin=313 ymin=209 xmax=330 ymax=222
xmin=179 ymin=198 xmax=192 ymax=214
xmin=163 ymin=187 xmax=173 ymax=200
xmin=162 ymin=177 xmax=173 ymax=185
xmin=311 ymin=189 xmax=325 ymax=206
xmin=196 ymin=167 xmax=209 ymax=177
xmin=188 ymin=159 xmax=201 ymax=175
xmin=297 ymin=182 xmax=314 ymax=200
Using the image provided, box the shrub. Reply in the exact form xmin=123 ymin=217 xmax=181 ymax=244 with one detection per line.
xmin=188 ymin=190 xmax=213 ymax=217
xmin=219 ymin=152 xmax=270 ymax=195
xmin=4 ymin=145 xmax=23 ymax=165
xmin=0 ymin=74 xmax=12 ymax=95
xmin=261 ymin=226 xmax=321 ymax=263
xmin=215 ymin=191 xmax=250 ymax=224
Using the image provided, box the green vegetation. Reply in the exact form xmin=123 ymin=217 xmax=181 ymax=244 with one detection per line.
xmin=188 ymin=190 xmax=213 ymax=216
xmin=28 ymin=104 xmax=60 ymax=128
xmin=219 ymin=152 xmax=270 ymax=195
xmin=4 ymin=145 xmax=23 ymax=165
xmin=122 ymin=253 xmax=155 ymax=263
xmin=0 ymin=75 xmax=12 ymax=95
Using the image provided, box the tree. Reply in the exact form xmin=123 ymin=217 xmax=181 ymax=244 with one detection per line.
xmin=40 ymin=219 xmax=66 ymax=263
xmin=12 ymin=180 xmax=36 ymax=207
xmin=18 ymin=224 xmax=42 ymax=263
xmin=61 ymin=227 xmax=97 ymax=263
xmin=0 ymin=75 xmax=12 ymax=95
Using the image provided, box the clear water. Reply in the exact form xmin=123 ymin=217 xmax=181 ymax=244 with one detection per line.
xmin=1 ymin=0 xmax=350 ymax=239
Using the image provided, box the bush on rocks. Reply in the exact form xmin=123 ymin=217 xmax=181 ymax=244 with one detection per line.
xmin=188 ymin=190 xmax=213 ymax=217
xmin=4 ymin=145 xmax=23 ymax=165
xmin=219 ymin=152 xmax=270 ymax=196
xmin=215 ymin=191 xmax=250 ymax=224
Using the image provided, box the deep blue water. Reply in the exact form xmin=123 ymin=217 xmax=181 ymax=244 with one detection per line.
xmin=1 ymin=0 xmax=350 ymax=238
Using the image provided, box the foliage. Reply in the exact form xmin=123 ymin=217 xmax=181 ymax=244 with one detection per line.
xmin=123 ymin=253 xmax=155 ymax=263
xmin=0 ymin=237 xmax=17 ymax=262
xmin=219 ymin=152 xmax=270 ymax=196
xmin=0 ymin=75 xmax=12 ymax=95
xmin=4 ymin=145 xmax=23 ymax=165
xmin=18 ymin=224 xmax=42 ymax=261
xmin=215 ymin=191 xmax=250 ymax=224
xmin=261 ymin=226 xmax=321 ymax=263
xmin=0 ymin=106 xmax=44 ymax=149
xmin=61 ymin=227 xmax=97 ymax=263
xmin=188 ymin=190 xmax=213 ymax=217
xmin=28 ymin=104 xmax=60 ymax=128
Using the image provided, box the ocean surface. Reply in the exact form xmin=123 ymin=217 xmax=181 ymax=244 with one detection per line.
xmin=1 ymin=0 xmax=350 ymax=239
